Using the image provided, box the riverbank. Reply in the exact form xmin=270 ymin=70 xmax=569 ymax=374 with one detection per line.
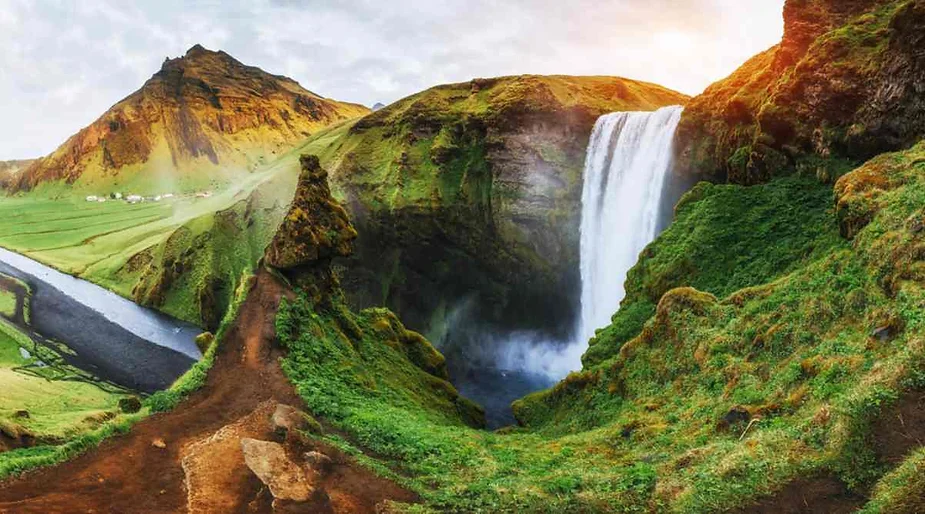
xmin=0 ymin=247 xmax=200 ymax=392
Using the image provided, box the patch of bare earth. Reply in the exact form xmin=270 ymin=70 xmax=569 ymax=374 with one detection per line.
xmin=0 ymin=270 xmax=417 ymax=513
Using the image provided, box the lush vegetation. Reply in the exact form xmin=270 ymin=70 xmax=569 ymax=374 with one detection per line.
xmin=583 ymin=174 xmax=846 ymax=367
xmin=0 ymin=156 xmax=299 ymax=327
xmin=277 ymin=142 xmax=925 ymax=512
xmin=0 ymin=317 xmax=128 ymax=458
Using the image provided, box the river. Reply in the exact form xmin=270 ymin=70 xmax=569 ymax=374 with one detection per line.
xmin=0 ymin=246 xmax=201 ymax=393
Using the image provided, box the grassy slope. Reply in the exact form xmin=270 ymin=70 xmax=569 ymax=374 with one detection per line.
xmin=278 ymin=143 xmax=925 ymax=512
xmin=0 ymin=151 xmax=302 ymax=326
xmin=0 ymin=320 xmax=125 ymax=442
xmin=582 ymin=175 xmax=845 ymax=368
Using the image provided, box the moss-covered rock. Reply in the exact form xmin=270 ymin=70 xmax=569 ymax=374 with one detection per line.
xmin=676 ymin=0 xmax=925 ymax=185
xmin=266 ymin=155 xmax=357 ymax=270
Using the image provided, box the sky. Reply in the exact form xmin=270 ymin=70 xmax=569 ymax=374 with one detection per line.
xmin=0 ymin=0 xmax=785 ymax=160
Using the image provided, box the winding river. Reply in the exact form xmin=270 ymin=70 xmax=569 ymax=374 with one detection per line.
xmin=0 ymin=246 xmax=201 ymax=393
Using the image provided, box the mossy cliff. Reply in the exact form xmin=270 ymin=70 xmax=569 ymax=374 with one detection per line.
xmin=266 ymin=154 xmax=486 ymax=435
xmin=676 ymin=0 xmax=925 ymax=185
xmin=305 ymin=75 xmax=687 ymax=340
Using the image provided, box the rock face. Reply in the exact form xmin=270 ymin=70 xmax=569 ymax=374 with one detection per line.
xmin=315 ymin=75 xmax=688 ymax=341
xmin=266 ymin=156 xmax=356 ymax=270
xmin=11 ymin=45 xmax=369 ymax=193
xmin=265 ymin=155 xmax=357 ymax=302
xmin=240 ymin=438 xmax=314 ymax=503
xmin=676 ymin=0 xmax=925 ymax=185
xmin=0 ymin=159 xmax=34 ymax=189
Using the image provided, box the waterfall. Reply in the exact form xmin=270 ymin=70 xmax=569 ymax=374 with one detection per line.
xmin=575 ymin=105 xmax=683 ymax=352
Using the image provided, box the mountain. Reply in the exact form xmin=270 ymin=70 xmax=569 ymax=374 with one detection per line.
xmin=371 ymin=102 xmax=386 ymax=111
xmin=10 ymin=45 xmax=369 ymax=194
xmin=298 ymin=75 xmax=687 ymax=344
xmin=0 ymin=159 xmax=34 ymax=188
xmin=675 ymin=0 xmax=925 ymax=185
xmin=0 ymin=46 xmax=369 ymax=330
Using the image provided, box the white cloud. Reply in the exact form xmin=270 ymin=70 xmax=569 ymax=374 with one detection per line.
xmin=0 ymin=0 xmax=784 ymax=160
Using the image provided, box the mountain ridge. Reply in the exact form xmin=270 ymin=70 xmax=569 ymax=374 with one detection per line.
xmin=10 ymin=45 xmax=369 ymax=194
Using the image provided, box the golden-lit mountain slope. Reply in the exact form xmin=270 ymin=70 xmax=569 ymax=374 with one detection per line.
xmin=11 ymin=45 xmax=369 ymax=194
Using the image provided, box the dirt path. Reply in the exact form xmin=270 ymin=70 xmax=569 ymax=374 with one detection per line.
xmin=0 ymin=270 xmax=417 ymax=513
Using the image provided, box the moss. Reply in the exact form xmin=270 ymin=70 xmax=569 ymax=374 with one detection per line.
xmin=270 ymin=141 xmax=925 ymax=511
xmin=861 ymin=448 xmax=925 ymax=513
xmin=676 ymin=0 xmax=920 ymax=184
xmin=584 ymin=174 xmax=844 ymax=367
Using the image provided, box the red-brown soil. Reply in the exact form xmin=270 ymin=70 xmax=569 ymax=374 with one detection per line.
xmin=0 ymin=270 xmax=417 ymax=513
xmin=730 ymin=475 xmax=865 ymax=514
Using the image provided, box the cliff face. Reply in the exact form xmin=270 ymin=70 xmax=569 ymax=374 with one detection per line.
xmin=676 ymin=0 xmax=925 ymax=184
xmin=308 ymin=75 xmax=687 ymax=340
xmin=0 ymin=160 xmax=34 ymax=189
xmin=12 ymin=45 xmax=369 ymax=193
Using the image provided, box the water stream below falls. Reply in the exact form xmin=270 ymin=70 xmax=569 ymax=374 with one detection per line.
xmin=0 ymin=246 xmax=201 ymax=392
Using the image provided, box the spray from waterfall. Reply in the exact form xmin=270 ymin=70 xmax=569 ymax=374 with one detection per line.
xmin=573 ymin=105 xmax=684 ymax=358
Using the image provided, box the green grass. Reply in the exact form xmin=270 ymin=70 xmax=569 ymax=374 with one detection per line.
xmin=0 ymin=320 xmax=125 ymax=441
xmin=276 ymin=143 xmax=925 ymax=512
xmin=0 ymin=152 xmax=301 ymax=326
xmin=583 ymin=174 xmax=845 ymax=367
xmin=0 ymin=290 xmax=15 ymax=318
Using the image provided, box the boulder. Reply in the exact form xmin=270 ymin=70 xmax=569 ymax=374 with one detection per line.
xmin=303 ymin=451 xmax=333 ymax=474
xmin=240 ymin=438 xmax=314 ymax=503
xmin=271 ymin=404 xmax=322 ymax=442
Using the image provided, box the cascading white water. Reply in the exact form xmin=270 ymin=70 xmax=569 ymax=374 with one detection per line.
xmin=575 ymin=105 xmax=684 ymax=350
xmin=442 ymin=105 xmax=685 ymax=387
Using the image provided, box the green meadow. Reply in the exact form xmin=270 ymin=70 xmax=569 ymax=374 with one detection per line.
xmin=0 ymin=319 xmax=126 ymax=443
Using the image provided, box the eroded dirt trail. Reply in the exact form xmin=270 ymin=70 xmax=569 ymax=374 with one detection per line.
xmin=0 ymin=270 xmax=417 ymax=513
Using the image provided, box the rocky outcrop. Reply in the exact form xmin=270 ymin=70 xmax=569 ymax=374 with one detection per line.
xmin=0 ymin=159 xmax=34 ymax=189
xmin=11 ymin=45 xmax=369 ymax=193
xmin=318 ymin=75 xmax=688 ymax=341
xmin=676 ymin=0 xmax=925 ymax=184
xmin=265 ymin=155 xmax=357 ymax=302
xmin=240 ymin=438 xmax=315 ymax=503
xmin=266 ymin=156 xmax=356 ymax=270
